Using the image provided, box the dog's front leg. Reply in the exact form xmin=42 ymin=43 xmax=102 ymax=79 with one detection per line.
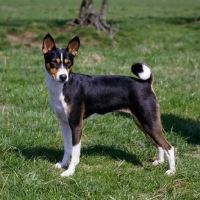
xmin=55 ymin=119 xmax=72 ymax=169
xmin=60 ymin=121 xmax=82 ymax=177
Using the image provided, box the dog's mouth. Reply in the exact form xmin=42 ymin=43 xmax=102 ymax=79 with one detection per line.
xmin=57 ymin=79 xmax=67 ymax=83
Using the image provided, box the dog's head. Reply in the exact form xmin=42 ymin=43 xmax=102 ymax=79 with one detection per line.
xmin=42 ymin=34 xmax=80 ymax=83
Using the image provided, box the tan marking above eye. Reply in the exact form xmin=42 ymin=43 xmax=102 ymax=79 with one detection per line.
xmin=64 ymin=59 xmax=69 ymax=64
xmin=56 ymin=58 xmax=60 ymax=64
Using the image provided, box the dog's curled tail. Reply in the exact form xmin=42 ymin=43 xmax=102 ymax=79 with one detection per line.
xmin=131 ymin=62 xmax=153 ymax=83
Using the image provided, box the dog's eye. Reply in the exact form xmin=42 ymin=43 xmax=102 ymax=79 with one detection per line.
xmin=51 ymin=58 xmax=60 ymax=64
xmin=64 ymin=59 xmax=72 ymax=68
xmin=51 ymin=60 xmax=59 ymax=68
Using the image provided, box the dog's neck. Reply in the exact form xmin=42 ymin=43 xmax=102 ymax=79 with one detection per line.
xmin=45 ymin=71 xmax=64 ymax=96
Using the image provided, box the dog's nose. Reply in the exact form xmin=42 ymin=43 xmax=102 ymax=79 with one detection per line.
xmin=59 ymin=74 xmax=67 ymax=81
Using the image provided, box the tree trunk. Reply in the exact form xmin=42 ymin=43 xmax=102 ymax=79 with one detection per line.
xmin=100 ymin=0 xmax=108 ymax=23
xmin=68 ymin=0 xmax=118 ymax=38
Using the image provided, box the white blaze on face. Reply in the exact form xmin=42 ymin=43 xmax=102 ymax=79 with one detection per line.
xmin=60 ymin=51 xmax=63 ymax=62
xmin=56 ymin=52 xmax=69 ymax=82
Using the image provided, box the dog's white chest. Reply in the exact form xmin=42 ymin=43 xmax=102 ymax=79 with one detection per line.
xmin=46 ymin=73 xmax=68 ymax=122
xmin=50 ymin=92 xmax=68 ymax=121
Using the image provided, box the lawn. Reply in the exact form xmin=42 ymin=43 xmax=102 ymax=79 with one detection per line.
xmin=0 ymin=0 xmax=200 ymax=199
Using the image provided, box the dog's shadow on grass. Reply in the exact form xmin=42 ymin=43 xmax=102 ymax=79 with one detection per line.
xmin=16 ymin=113 xmax=200 ymax=166
xmin=81 ymin=145 xmax=143 ymax=166
xmin=17 ymin=144 xmax=142 ymax=167
xmin=162 ymin=113 xmax=200 ymax=144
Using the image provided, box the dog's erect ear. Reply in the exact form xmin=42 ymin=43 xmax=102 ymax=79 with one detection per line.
xmin=42 ymin=34 xmax=56 ymax=54
xmin=66 ymin=36 xmax=80 ymax=57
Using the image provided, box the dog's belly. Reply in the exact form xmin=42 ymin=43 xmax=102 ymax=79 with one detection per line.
xmin=85 ymin=112 xmax=114 ymax=120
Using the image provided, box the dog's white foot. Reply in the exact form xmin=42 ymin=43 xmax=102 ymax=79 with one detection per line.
xmin=152 ymin=159 xmax=164 ymax=166
xmin=165 ymin=169 xmax=176 ymax=176
xmin=60 ymin=168 xmax=75 ymax=177
xmin=165 ymin=147 xmax=175 ymax=175
xmin=55 ymin=162 xmax=67 ymax=169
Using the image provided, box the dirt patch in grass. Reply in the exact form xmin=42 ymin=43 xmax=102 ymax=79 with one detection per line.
xmin=0 ymin=104 xmax=13 ymax=111
xmin=7 ymin=31 xmax=41 ymax=48
xmin=0 ymin=104 xmax=9 ymax=109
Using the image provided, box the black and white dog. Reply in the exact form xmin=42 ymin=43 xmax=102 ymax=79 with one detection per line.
xmin=42 ymin=34 xmax=175 ymax=177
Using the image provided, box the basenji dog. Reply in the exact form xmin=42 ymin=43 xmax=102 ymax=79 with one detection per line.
xmin=42 ymin=34 xmax=175 ymax=177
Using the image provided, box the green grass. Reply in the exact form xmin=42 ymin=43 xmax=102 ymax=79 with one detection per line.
xmin=0 ymin=0 xmax=200 ymax=199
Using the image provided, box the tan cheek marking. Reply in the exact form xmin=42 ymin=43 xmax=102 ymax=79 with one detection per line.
xmin=46 ymin=67 xmax=59 ymax=80
xmin=66 ymin=66 xmax=73 ymax=74
xmin=45 ymin=63 xmax=59 ymax=80
xmin=50 ymin=68 xmax=59 ymax=79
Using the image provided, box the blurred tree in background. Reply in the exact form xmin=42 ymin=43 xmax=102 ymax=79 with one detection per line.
xmin=68 ymin=0 xmax=118 ymax=38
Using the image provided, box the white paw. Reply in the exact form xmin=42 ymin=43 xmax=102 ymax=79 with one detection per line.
xmin=55 ymin=162 xmax=66 ymax=169
xmin=152 ymin=160 xmax=164 ymax=166
xmin=60 ymin=169 xmax=75 ymax=177
xmin=165 ymin=169 xmax=176 ymax=175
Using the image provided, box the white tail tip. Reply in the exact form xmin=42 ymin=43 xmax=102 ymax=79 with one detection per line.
xmin=138 ymin=64 xmax=151 ymax=80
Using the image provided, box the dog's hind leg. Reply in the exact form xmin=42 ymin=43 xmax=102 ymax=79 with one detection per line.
xmin=152 ymin=146 xmax=165 ymax=165
xmin=147 ymin=127 xmax=175 ymax=175
xmin=132 ymin=109 xmax=175 ymax=175
xmin=55 ymin=119 xmax=72 ymax=169
xmin=152 ymin=145 xmax=175 ymax=175
xmin=163 ymin=146 xmax=175 ymax=175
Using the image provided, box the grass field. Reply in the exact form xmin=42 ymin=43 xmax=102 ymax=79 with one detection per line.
xmin=0 ymin=0 xmax=200 ymax=199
